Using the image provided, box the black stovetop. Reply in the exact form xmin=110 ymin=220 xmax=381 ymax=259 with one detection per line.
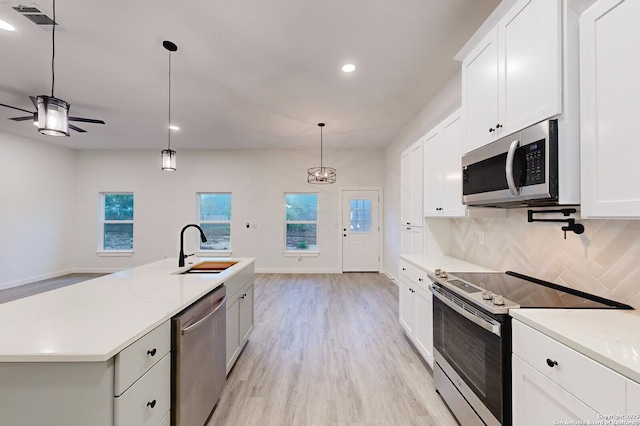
xmin=449 ymin=271 xmax=632 ymax=310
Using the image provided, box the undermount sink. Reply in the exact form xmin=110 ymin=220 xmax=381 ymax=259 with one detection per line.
xmin=181 ymin=261 xmax=238 ymax=274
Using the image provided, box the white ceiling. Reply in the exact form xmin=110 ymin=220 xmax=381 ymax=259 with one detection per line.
xmin=0 ymin=0 xmax=499 ymax=151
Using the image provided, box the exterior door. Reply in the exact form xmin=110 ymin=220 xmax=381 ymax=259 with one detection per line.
xmin=342 ymin=190 xmax=380 ymax=272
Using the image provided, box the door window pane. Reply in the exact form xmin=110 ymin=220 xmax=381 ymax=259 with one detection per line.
xmin=350 ymin=199 xmax=371 ymax=232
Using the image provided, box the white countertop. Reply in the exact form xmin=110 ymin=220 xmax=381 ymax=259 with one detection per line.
xmin=511 ymin=309 xmax=640 ymax=384
xmin=0 ymin=257 xmax=255 ymax=363
xmin=400 ymin=254 xmax=497 ymax=274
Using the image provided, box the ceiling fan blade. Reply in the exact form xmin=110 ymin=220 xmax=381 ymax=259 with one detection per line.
xmin=69 ymin=124 xmax=87 ymax=133
xmin=0 ymin=103 xmax=34 ymax=114
xmin=9 ymin=116 xmax=35 ymax=122
xmin=68 ymin=117 xmax=105 ymax=124
xmin=30 ymin=96 xmax=38 ymax=108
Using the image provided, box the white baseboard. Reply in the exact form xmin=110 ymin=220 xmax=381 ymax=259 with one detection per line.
xmin=0 ymin=269 xmax=74 ymax=291
xmin=72 ymin=267 xmax=123 ymax=274
xmin=255 ymin=268 xmax=343 ymax=274
xmin=382 ymin=270 xmax=399 ymax=286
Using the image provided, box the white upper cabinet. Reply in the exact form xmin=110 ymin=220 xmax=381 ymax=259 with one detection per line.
xmin=400 ymin=141 xmax=424 ymax=226
xmin=424 ymin=109 xmax=467 ymax=217
xmin=462 ymin=0 xmax=562 ymax=154
xmin=580 ymin=0 xmax=640 ymax=218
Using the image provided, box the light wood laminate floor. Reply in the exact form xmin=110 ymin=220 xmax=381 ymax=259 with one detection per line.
xmin=208 ymin=273 xmax=457 ymax=426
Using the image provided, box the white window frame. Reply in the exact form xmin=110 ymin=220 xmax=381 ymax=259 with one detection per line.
xmin=97 ymin=192 xmax=134 ymax=256
xmin=196 ymin=192 xmax=232 ymax=255
xmin=284 ymin=192 xmax=319 ymax=256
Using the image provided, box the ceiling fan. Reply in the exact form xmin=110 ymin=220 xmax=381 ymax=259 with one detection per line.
xmin=0 ymin=97 xmax=105 ymax=134
xmin=0 ymin=0 xmax=104 ymax=136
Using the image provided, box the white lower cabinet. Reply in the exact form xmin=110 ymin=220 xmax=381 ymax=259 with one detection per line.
xmin=512 ymin=354 xmax=598 ymax=424
xmin=225 ymin=263 xmax=256 ymax=375
xmin=512 ymin=319 xmax=632 ymax=424
xmin=114 ymin=353 xmax=171 ymax=426
xmin=398 ymin=258 xmax=433 ymax=367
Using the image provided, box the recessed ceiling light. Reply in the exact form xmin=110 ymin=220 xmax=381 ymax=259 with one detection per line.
xmin=342 ymin=64 xmax=356 ymax=73
xmin=169 ymin=125 xmax=180 ymax=131
xmin=0 ymin=19 xmax=16 ymax=32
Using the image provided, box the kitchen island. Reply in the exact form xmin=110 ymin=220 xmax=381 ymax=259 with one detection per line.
xmin=0 ymin=257 xmax=255 ymax=426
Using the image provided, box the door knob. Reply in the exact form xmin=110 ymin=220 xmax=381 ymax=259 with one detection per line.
xmin=343 ymin=234 xmax=347 ymax=237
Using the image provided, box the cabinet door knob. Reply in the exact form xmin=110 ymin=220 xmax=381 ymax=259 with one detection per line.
xmin=147 ymin=399 xmax=157 ymax=408
xmin=240 ymin=293 xmax=247 ymax=299
xmin=489 ymin=128 xmax=495 ymax=133
xmin=546 ymin=358 xmax=558 ymax=368
xmin=147 ymin=348 xmax=157 ymax=357
xmin=496 ymin=123 xmax=503 ymax=129
xmin=402 ymin=268 xmax=406 ymax=271
xmin=418 ymin=278 xmax=423 ymax=282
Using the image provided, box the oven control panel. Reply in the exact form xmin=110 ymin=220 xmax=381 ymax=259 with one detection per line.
xmin=429 ymin=270 xmax=520 ymax=315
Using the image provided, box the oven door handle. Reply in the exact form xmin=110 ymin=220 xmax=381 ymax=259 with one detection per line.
xmin=505 ymin=139 xmax=521 ymax=196
xmin=431 ymin=288 xmax=501 ymax=337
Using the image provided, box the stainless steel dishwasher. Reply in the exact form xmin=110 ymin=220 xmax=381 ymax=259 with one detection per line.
xmin=171 ymin=285 xmax=226 ymax=426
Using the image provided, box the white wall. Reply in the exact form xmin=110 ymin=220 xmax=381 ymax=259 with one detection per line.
xmin=382 ymin=71 xmax=462 ymax=280
xmin=73 ymin=148 xmax=385 ymax=273
xmin=0 ymin=131 xmax=76 ymax=289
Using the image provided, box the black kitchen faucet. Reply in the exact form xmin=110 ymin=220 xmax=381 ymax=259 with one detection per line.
xmin=179 ymin=224 xmax=208 ymax=267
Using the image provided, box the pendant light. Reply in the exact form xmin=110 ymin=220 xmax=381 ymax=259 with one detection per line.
xmin=161 ymin=41 xmax=177 ymax=171
xmin=307 ymin=123 xmax=336 ymax=184
xmin=38 ymin=0 xmax=69 ymax=137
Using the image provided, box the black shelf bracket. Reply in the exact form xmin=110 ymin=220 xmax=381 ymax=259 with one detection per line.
xmin=527 ymin=208 xmax=584 ymax=239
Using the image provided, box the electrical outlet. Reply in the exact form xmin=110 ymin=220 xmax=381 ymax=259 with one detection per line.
xmin=479 ymin=232 xmax=485 ymax=246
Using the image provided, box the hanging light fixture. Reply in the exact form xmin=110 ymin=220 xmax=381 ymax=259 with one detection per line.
xmin=161 ymin=40 xmax=177 ymax=171
xmin=307 ymin=122 xmax=336 ymax=184
xmin=38 ymin=0 xmax=69 ymax=137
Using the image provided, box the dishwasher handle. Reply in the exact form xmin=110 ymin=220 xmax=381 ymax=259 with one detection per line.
xmin=181 ymin=295 xmax=227 ymax=335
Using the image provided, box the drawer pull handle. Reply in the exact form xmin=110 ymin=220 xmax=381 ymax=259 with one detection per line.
xmin=546 ymin=358 xmax=558 ymax=368
xmin=147 ymin=348 xmax=157 ymax=357
xmin=147 ymin=399 xmax=157 ymax=408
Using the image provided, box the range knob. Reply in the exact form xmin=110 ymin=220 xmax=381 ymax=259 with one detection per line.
xmin=440 ymin=271 xmax=448 ymax=279
xmin=482 ymin=290 xmax=494 ymax=300
xmin=493 ymin=295 xmax=505 ymax=306
xmin=435 ymin=269 xmax=442 ymax=276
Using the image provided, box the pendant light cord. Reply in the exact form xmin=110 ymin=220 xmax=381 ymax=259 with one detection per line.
xmin=320 ymin=125 xmax=323 ymax=169
xmin=51 ymin=0 xmax=56 ymax=97
xmin=168 ymin=50 xmax=172 ymax=151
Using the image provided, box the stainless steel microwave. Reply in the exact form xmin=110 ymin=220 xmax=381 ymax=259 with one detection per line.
xmin=462 ymin=119 xmax=567 ymax=208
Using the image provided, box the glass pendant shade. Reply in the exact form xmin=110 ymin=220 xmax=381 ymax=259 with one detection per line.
xmin=307 ymin=122 xmax=336 ymax=184
xmin=37 ymin=95 xmax=69 ymax=137
xmin=161 ymin=149 xmax=176 ymax=171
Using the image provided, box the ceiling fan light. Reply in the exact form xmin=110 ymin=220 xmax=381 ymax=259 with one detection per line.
xmin=161 ymin=149 xmax=176 ymax=171
xmin=37 ymin=95 xmax=69 ymax=136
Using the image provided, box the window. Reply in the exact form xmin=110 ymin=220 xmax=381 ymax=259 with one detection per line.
xmin=197 ymin=193 xmax=232 ymax=251
xmin=285 ymin=193 xmax=318 ymax=252
xmin=350 ymin=199 xmax=372 ymax=232
xmin=99 ymin=193 xmax=134 ymax=251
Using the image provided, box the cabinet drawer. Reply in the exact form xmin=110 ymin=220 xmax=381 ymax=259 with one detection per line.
xmin=399 ymin=260 xmax=429 ymax=291
xmin=114 ymin=353 xmax=170 ymax=426
xmin=225 ymin=262 xmax=255 ymax=300
xmin=512 ymin=320 xmax=626 ymax=414
xmin=115 ymin=321 xmax=170 ymax=396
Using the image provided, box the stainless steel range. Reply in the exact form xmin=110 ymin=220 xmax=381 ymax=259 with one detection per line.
xmin=428 ymin=270 xmax=632 ymax=426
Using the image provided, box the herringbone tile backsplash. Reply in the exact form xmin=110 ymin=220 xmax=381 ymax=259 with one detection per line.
xmin=450 ymin=210 xmax=640 ymax=309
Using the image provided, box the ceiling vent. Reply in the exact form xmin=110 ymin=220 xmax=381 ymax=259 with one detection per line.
xmin=12 ymin=3 xmax=64 ymax=31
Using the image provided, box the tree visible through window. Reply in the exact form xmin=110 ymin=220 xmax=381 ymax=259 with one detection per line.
xmin=285 ymin=193 xmax=318 ymax=251
xmin=198 ymin=193 xmax=232 ymax=251
xmin=100 ymin=193 xmax=134 ymax=251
